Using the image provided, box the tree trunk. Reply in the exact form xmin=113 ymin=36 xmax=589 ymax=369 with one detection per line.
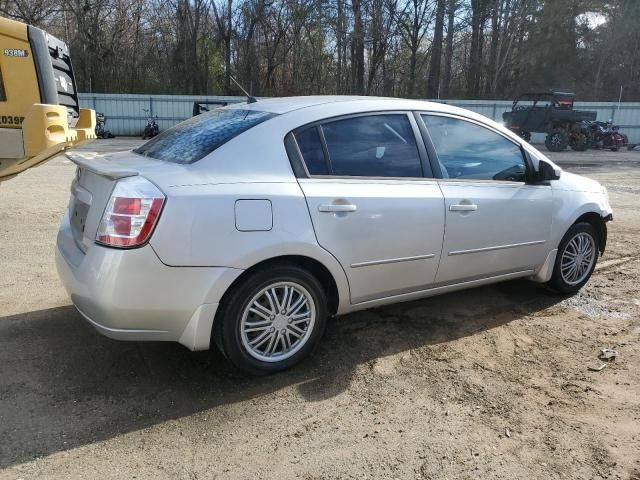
xmin=442 ymin=0 xmax=456 ymax=98
xmin=467 ymin=0 xmax=487 ymax=97
xmin=225 ymin=0 xmax=232 ymax=93
xmin=336 ymin=0 xmax=345 ymax=93
xmin=426 ymin=0 xmax=446 ymax=98
xmin=488 ymin=0 xmax=500 ymax=96
xmin=351 ymin=0 xmax=365 ymax=95
xmin=408 ymin=47 xmax=417 ymax=97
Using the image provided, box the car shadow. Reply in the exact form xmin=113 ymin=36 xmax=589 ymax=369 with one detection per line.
xmin=0 ymin=279 xmax=565 ymax=468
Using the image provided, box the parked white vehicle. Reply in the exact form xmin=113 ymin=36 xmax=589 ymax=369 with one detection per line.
xmin=56 ymin=96 xmax=613 ymax=374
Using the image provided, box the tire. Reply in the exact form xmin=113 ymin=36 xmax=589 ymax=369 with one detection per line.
xmin=570 ymin=133 xmax=589 ymax=151
xmin=214 ymin=264 xmax=328 ymax=375
xmin=520 ymin=131 xmax=531 ymax=142
xmin=545 ymin=128 xmax=569 ymax=152
xmin=548 ymin=222 xmax=599 ymax=294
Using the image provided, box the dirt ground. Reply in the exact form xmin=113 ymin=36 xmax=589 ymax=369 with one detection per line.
xmin=1 ymin=141 xmax=639 ymax=480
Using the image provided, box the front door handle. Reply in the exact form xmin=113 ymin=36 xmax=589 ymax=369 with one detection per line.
xmin=319 ymin=204 xmax=357 ymax=213
xmin=449 ymin=203 xmax=478 ymax=212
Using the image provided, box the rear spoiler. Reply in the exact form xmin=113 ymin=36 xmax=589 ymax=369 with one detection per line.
xmin=66 ymin=152 xmax=138 ymax=180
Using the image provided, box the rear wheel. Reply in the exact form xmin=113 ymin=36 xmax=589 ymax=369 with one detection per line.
xmin=545 ymin=128 xmax=569 ymax=152
xmin=548 ymin=222 xmax=599 ymax=294
xmin=570 ymin=133 xmax=589 ymax=151
xmin=215 ymin=265 xmax=327 ymax=375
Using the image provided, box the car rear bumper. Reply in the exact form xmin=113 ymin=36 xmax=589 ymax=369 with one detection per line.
xmin=55 ymin=209 xmax=243 ymax=350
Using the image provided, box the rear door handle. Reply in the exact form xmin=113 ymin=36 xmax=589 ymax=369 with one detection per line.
xmin=319 ymin=204 xmax=357 ymax=213
xmin=449 ymin=204 xmax=478 ymax=212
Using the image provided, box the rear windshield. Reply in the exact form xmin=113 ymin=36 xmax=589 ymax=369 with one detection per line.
xmin=134 ymin=109 xmax=277 ymax=164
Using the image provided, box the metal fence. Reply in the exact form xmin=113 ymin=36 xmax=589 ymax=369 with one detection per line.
xmin=79 ymin=93 xmax=640 ymax=143
xmin=79 ymin=93 xmax=244 ymax=136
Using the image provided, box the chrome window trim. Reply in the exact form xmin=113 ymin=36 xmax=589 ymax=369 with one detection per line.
xmin=436 ymin=178 xmax=525 ymax=186
xmin=297 ymin=176 xmax=439 ymax=185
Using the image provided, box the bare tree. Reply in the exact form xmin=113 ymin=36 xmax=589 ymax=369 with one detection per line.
xmin=351 ymin=0 xmax=365 ymax=94
xmin=467 ymin=0 xmax=489 ymax=97
xmin=398 ymin=0 xmax=433 ymax=97
xmin=211 ymin=0 xmax=233 ymax=92
xmin=441 ymin=0 xmax=458 ymax=97
xmin=7 ymin=0 xmax=639 ymax=101
xmin=425 ymin=0 xmax=445 ymax=98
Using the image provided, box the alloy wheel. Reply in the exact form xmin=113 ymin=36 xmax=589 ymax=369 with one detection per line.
xmin=560 ymin=232 xmax=596 ymax=285
xmin=239 ymin=281 xmax=316 ymax=362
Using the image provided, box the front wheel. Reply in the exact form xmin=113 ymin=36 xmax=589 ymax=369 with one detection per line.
xmin=545 ymin=128 xmax=569 ymax=152
xmin=548 ymin=222 xmax=599 ymax=294
xmin=215 ymin=265 xmax=328 ymax=375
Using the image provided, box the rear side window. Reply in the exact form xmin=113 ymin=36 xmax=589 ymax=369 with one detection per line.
xmin=322 ymin=114 xmax=423 ymax=177
xmin=294 ymin=114 xmax=424 ymax=178
xmin=135 ymin=109 xmax=277 ymax=164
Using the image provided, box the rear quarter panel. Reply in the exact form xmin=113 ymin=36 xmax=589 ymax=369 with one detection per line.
xmin=149 ymin=181 xmax=352 ymax=313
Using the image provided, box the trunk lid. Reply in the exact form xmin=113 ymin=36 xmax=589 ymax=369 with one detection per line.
xmin=66 ymin=150 xmax=192 ymax=251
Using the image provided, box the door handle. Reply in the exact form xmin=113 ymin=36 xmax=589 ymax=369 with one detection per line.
xmin=449 ymin=203 xmax=478 ymax=212
xmin=319 ymin=204 xmax=357 ymax=213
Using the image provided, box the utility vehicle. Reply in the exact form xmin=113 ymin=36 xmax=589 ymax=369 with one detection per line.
xmin=502 ymin=91 xmax=597 ymax=152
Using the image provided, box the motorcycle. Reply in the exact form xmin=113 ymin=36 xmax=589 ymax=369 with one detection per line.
xmin=142 ymin=110 xmax=160 ymax=139
xmin=95 ymin=112 xmax=115 ymax=139
xmin=588 ymin=120 xmax=629 ymax=151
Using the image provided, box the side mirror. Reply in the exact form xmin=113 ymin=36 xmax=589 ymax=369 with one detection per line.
xmin=539 ymin=160 xmax=561 ymax=181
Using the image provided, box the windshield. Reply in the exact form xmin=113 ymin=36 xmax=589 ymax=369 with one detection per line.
xmin=134 ymin=109 xmax=277 ymax=164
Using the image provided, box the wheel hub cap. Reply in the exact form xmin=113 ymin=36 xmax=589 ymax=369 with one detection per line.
xmin=240 ymin=282 xmax=316 ymax=363
xmin=560 ymin=232 xmax=596 ymax=286
xmin=272 ymin=314 xmax=288 ymax=330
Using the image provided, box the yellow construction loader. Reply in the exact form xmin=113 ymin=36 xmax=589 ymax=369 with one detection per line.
xmin=0 ymin=16 xmax=95 ymax=182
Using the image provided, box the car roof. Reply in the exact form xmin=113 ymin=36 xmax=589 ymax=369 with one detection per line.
xmin=186 ymin=95 xmax=558 ymax=183
xmin=226 ymin=95 xmax=466 ymax=116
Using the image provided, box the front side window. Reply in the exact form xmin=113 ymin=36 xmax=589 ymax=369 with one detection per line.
xmin=422 ymin=114 xmax=527 ymax=181
xmin=296 ymin=114 xmax=423 ymax=178
xmin=135 ymin=109 xmax=277 ymax=164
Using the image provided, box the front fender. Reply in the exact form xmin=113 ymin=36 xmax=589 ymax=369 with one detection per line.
xmin=549 ymin=189 xmax=612 ymax=252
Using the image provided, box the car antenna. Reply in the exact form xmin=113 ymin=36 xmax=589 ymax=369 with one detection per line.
xmin=230 ymin=76 xmax=257 ymax=104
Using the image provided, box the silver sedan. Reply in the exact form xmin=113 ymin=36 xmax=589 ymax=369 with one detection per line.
xmin=56 ymin=96 xmax=613 ymax=374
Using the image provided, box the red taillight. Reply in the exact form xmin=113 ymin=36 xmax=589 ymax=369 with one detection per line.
xmin=113 ymin=197 xmax=142 ymax=215
xmin=96 ymin=177 xmax=165 ymax=248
